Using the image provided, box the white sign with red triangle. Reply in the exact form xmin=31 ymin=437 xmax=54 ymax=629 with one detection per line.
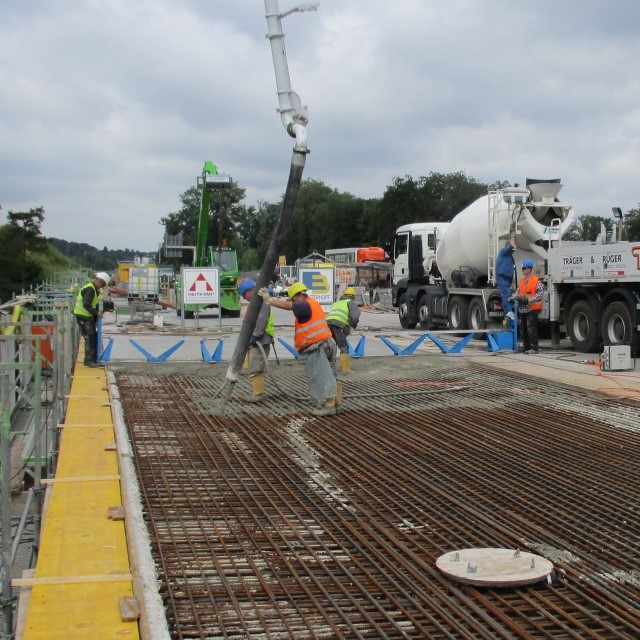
xmin=182 ymin=267 xmax=220 ymax=304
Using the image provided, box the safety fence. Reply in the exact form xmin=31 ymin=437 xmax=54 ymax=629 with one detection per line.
xmin=0 ymin=284 xmax=79 ymax=638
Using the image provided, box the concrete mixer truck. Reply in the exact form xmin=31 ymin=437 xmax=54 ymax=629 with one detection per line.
xmin=392 ymin=178 xmax=640 ymax=356
xmin=391 ymin=179 xmax=575 ymax=334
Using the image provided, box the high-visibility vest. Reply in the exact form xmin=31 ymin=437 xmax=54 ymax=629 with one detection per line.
xmin=73 ymin=282 xmax=98 ymax=318
xmin=294 ymin=297 xmax=332 ymax=352
xmin=326 ymin=299 xmax=350 ymax=326
xmin=265 ymin=308 xmax=275 ymax=338
xmin=518 ymin=275 xmax=543 ymax=311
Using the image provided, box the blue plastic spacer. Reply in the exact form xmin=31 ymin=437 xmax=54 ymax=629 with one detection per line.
xmin=378 ymin=334 xmax=428 ymax=356
xmin=347 ymin=335 xmax=366 ymax=358
xmin=98 ymin=337 xmax=114 ymax=363
xmin=128 ymin=338 xmax=185 ymax=362
xmin=200 ymin=339 xmax=223 ymax=363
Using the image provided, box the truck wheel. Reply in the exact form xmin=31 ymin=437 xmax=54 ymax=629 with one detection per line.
xmin=398 ymin=293 xmax=417 ymax=329
xmin=448 ymin=296 xmax=469 ymax=333
xmin=468 ymin=298 xmax=486 ymax=340
xmin=418 ymin=295 xmax=433 ymax=330
xmin=566 ymin=299 xmax=600 ymax=352
xmin=601 ymin=301 xmax=637 ymax=356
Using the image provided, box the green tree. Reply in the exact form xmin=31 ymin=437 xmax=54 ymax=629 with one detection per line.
xmin=622 ymin=205 xmax=640 ymax=241
xmin=563 ymin=215 xmax=612 ymax=241
xmin=0 ymin=208 xmax=47 ymax=300
xmin=371 ymin=171 xmax=488 ymax=244
xmin=160 ymin=180 xmax=247 ymax=265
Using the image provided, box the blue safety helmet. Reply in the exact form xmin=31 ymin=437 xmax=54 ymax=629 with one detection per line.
xmin=238 ymin=279 xmax=256 ymax=297
xmin=521 ymin=259 xmax=534 ymax=269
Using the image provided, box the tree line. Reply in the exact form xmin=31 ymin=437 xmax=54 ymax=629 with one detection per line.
xmin=160 ymin=172 xmax=640 ymax=272
xmin=2 ymin=173 xmax=640 ymax=303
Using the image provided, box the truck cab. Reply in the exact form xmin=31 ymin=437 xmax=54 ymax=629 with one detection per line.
xmin=392 ymin=223 xmax=450 ymax=286
xmin=392 ymin=223 xmax=450 ymax=328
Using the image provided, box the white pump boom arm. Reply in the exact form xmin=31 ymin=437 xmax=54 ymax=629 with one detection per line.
xmin=264 ymin=0 xmax=317 ymax=152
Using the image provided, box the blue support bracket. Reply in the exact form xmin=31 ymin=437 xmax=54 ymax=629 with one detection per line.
xmin=378 ymin=334 xmax=429 ymax=356
xmin=486 ymin=322 xmax=517 ymax=352
xmin=128 ymin=338 xmax=185 ymax=362
xmin=277 ymin=337 xmax=300 ymax=359
xmin=347 ymin=335 xmax=366 ymax=358
xmin=98 ymin=337 xmax=114 ymax=363
xmin=96 ymin=317 xmax=113 ymax=363
xmin=425 ymin=332 xmax=474 ymax=354
xmin=200 ymin=339 xmax=224 ymax=363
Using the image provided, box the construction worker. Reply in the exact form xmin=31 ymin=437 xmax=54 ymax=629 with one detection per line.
xmin=73 ymin=272 xmax=111 ymax=367
xmin=496 ymin=234 xmax=517 ymax=321
xmin=259 ymin=282 xmax=338 ymax=416
xmin=239 ymin=279 xmax=275 ymax=402
xmin=327 ymin=286 xmax=360 ymax=373
xmin=516 ymin=259 xmax=544 ymax=354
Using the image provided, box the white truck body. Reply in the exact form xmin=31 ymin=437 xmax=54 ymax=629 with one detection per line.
xmin=392 ymin=179 xmax=640 ymax=354
xmin=546 ymin=238 xmax=640 ymax=354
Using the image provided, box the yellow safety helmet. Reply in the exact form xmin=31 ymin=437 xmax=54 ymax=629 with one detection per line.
xmin=287 ymin=282 xmax=308 ymax=299
xmin=344 ymin=287 xmax=357 ymax=297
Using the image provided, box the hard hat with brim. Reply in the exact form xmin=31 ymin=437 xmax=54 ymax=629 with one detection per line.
xmin=238 ymin=279 xmax=256 ymax=297
xmin=95 ymin=272 xmax=111 ymax=286
xmin=288 ymin=282 xmax=308 ymax=299
xmin=521 ymin=260 xmax=534 ymax=269
xmin=344 ymin=287 xmax=357 ymax=296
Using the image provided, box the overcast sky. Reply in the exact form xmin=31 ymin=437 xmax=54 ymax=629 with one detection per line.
xmin=2 ymin=0 xmax=639 ymax=252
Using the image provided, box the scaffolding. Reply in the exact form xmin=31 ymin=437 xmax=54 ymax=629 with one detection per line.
xmin=0 ymin=282 xmax=78 ymax=639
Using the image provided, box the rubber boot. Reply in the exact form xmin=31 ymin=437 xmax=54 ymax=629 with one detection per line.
xmin=311 ymin=397 xmax=337 ymax=416
xmin=246 ymin=374 xmax=266 ymax=403
xmin=340 ymin=352 xmax=351 ymax=373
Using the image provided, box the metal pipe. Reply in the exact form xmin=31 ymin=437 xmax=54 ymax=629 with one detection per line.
xmin=225 ymin=149 xmax=307 ymax=389
xmin=222 ymin=1 xmax=314 ymax=397
xmin=264 ymin=0 xmax=315 ymax=151
xmin=0 ymin=371 xmax=14 ymax=638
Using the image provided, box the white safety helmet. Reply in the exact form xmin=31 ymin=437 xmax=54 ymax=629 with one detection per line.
xmin=95 ymin=272 xmax=111 ymax=287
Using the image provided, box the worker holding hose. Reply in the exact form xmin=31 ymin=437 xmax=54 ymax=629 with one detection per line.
xmin=239 ymin=279 xmax=275 ymax=402
xmin=259 ymin=283 xmax=338 ymax=416
xmin=496 ymin=233 xmax=517 ymax=322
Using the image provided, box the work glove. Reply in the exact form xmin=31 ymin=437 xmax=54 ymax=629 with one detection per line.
xmin=250 ymin=336 xmax=258 ymax=347
xmin=97 ymin=311 xmax=104 ymax=318
xmin=258 ymin=287 xmax=271 ymax=303
xmin=518 ymin=295 xmax=530 ymax=305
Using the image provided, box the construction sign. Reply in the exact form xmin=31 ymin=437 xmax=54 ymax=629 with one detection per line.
xmin=299 ymin=267 xmax=335 ymax=304
xmin=181 ymin=267 xmax=219 ymax=304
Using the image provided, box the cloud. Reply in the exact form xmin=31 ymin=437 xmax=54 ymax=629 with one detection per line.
xmin=1 ymin=0 xmax=639 ymax=251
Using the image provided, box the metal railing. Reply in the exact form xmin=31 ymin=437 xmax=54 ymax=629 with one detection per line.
xmin=0 ymin=286 xmax=79 ymax=639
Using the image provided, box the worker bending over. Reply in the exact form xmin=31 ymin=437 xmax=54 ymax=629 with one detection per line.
xmin=239 ymin=279 xmax=275 ymax=402
xmin=326 ymin=286 xmax=360 ymax=373
xmin=259 ymin=283 xmax=338 ymax=416
xmin=73 ymin=272 xmax=111 ymax=367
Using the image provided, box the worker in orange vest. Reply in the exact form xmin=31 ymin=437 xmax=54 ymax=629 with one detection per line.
xmin=259 ymin=282 xmax=338 ymax=416
xmin=516 ymin=259 xmax=544 ymax=354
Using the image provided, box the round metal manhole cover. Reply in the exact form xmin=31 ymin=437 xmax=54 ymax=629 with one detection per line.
xmin=436 ymin=548 xmax=554 ymax=587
